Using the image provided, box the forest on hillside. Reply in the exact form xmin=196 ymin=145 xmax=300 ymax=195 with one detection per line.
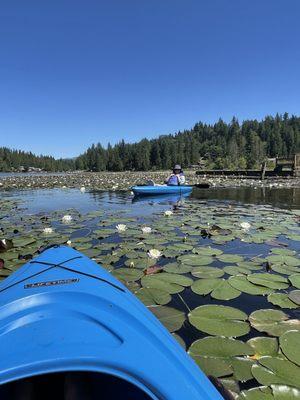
xmin=0 ymin=148 xmax=74 ymax=172
xmin=1 ymin=113 xmax=300 ymax=172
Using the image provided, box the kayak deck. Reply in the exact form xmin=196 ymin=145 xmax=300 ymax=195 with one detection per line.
xmin=132 ymin=185 xmax=193 ymax=196
xmin=0 ymin=245 xmax=223 ymax=400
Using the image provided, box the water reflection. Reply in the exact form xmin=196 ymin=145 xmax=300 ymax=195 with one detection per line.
xmin=132 ymin=192 xmax=191 ymax=205
xmin=192 ymin=187 xmax=300 ymax=209
xmin=1 ymin=186 xmax=299 ymax=216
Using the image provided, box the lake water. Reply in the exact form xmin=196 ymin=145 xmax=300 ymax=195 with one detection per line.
xmin=1 ymin=186 xmax=300 ymax=395
xmin=1 ymin=186 xmax=299 ymax=215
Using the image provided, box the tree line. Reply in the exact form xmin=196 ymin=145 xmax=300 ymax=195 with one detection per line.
xmin=0 ymin=147 xmax=74 ymax=172
xmin=1 ymin=113 xmax=300 ymax=172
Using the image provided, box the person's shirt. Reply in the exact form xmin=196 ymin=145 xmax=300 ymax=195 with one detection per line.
xmin=166 ymin=173 xmax=185 ymax=185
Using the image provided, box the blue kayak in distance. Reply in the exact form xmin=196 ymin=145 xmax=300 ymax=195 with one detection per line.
xmin=0 ymin=245 xmax=223 ymax=400
xmin=132 ymin=185 xmax=193 ymax=196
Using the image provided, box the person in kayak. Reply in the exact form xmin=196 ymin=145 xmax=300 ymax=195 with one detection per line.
xmin=166 ymin=164 xmax=186 ymax=185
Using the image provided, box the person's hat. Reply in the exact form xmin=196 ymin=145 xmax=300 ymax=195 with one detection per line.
xmin=173 ymin=164 xmax=182 ymax=170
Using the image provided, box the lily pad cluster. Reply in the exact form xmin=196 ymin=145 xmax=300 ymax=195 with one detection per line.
xmin=1 ymin=195 xmax=300 ymax=397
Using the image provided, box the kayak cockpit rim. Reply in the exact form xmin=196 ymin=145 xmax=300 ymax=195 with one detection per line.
xmin=0 ymin=364 xmax=159 ymax=400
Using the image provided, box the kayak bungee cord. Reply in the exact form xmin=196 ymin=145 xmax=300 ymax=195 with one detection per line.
xmin=0 ymin=255 xmax=125 ymax=293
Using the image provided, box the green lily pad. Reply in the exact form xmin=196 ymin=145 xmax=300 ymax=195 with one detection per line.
xmin=267 ymin=255 xmax=300 ymax=267
xmin=247 ymin=337 xmax=279 ymax=358
xmin=229 ymin=275 xmax=274 ymax=295
xmin=149 ymin=306 xmax=185 ymax=332
xmin=178 ymin=254 xmax=213 ymax=266
xmin=271 ymin=248 xmax=296 ymax=256
xmin=163 ymin=262 xmax=193 ymax=274
xmin=191 ymin=278 xmax=222 ymax=295
xmin=217 ymin=254 xmax=244 ymax=263
xmin=210 ymin=280 xmax=241 ymax=300
xmin=271 ymin=265 xmax=300 ymax=275
xmin=247 ymin=273 xmax=289 ymax=290
xmin=267 ymin=293 xmax=299 ymax=309
xmin=192 ymin=247 xmax=223 ymax=256
xmin=135 ymin=287 xmax=171 ymax=306
xmin=112 ymin=268 xmax=143 ymax=282
xmin=279 ymin=330 xmax=300 ymax=366
xmin=224 ymin=265 xmax=253 ymax=276
xmin=190 ymin=355 xmax=233 ymax=378
xmin=271 ymin=384 xmax=300 ymax=399
xmin=191 ymin=266 xmax=224 ymax=279
xmin=288 ymin=290 xmax=300 ymax=305
xmin=141 ymin=273 xmax=189 ymax=294
xmin=232 ymin=357 xmax=256 ymax=382
xmin=238 ymin=386 xmax=274 ymax=400
xmin=249 ymin=309 xmax=300 ymax=336
xmin=188 ymin=305 xmax=250 ymax=337
xmin=188 ymin=336 xmax=254 ymax=358
xmin=251 ymin=356 xmax=300 ymax=389
xmin=289 ymin=274 xmax=300 ymax=289
xmin=13 ymin=237 xmax=36 ymax=247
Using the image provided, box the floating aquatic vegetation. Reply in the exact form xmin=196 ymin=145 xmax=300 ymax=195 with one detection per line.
xmin=1 ymin=192 xmax=299 ymax=393
xmin=249 ymin=309 xmax=300 ymax=336
xmin=188 ymin=305 xmax=250 ymax=337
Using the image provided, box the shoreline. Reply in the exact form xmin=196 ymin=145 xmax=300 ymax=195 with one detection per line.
xmin=0 ymin=170 xmax=300 ymax=190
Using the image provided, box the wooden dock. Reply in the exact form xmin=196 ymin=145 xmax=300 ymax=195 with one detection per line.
xmin=195 ymin=153 xmax=300 ymax=179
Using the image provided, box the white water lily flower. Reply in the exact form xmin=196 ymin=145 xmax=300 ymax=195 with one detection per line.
xmin=164 ymin=210 xmax=173 ymax=216
xmin=43 ymin=227 xmax=53 ymax=234
xmin=80 ymin=186 xmax=86 ymax=192
xmin=240 ymin=221 xmax=251 ymax=230
xmin=148 ymin=248 xmax=162 ymax=259
xmin=116 ymin=224 xmax=127 ymax=232
xmin=141 ymin=227 xmax=152 ymax=234
xmin=62 ymin=215 xmax=72 ymax=223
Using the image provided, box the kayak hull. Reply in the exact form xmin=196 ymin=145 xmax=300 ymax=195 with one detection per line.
xmin=132 ymin=185 xmax=193 ymax=196
xmin=0 ymin=245 xmax=222 ymax=400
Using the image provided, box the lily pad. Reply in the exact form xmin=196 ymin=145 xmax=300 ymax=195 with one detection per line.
xmin=217 ymin=254 xmax=244 ymax=263
xmin=247 ymin=337 xmax=279 ymax=358
xmin=251 ymin=356 xmax=300 ymax=389
xmin=190 ymin=355 xmax=233 ymax=378
xmin=210 ymin=280 xmax=241 ymax=300
xmin=149 ymin=306 xmax=185 ymax=332
xmin=192 ymin=246 xmax=223 ymax=256
xmin=271 ymin=384 xmax=300 ymax=399
xmin=191 ymin=278 xmax=222 ymax=295
xmin=279 ymin=330 xmax=300 ymax=366
xmin=188 ymin=305 xmax=250 ymax=337
xmin=112 ymin=268 xmax=143 ymax=282
xmin=229 ymin=275 xmax=274 ymax=295
xmin=249 ymin=309 xmax=300 ymax=336
xmin=289 ymin=274 xmax=300 ymax=289
xmin=267 ymin=293 xmax=299 ymax=309
xmin=247 ymin=273 xmax=289 ymax=290
xmin=267 ymin=255 xmax=300 ymax=267
xmin=178 ymin=254 xmax=213 ymax=266
xmin=232 ymin=357 xmax=256 ymax=382
xmin=141 ymin=273 xmax=190 ymax=294
xmin=238 ymin=386 xmax=274 ymax=400
xmin=163 ymin=262 xmax=193 ymax=274
xmin=224 ymin=265 xmax=253 ymax=276
xmin=191 ymin=266 xmax=224 ymax=279
xmin=288 ymin=290 xmax=300 ymax=306
xmin=188 ymin=336 xmax=254 ymax=358
xmin=135 ymin=287 xmax=171 ymax=306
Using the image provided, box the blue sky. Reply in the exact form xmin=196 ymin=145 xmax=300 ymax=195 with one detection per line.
xmin=1 ymin=0 xmax=300 ymax=158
